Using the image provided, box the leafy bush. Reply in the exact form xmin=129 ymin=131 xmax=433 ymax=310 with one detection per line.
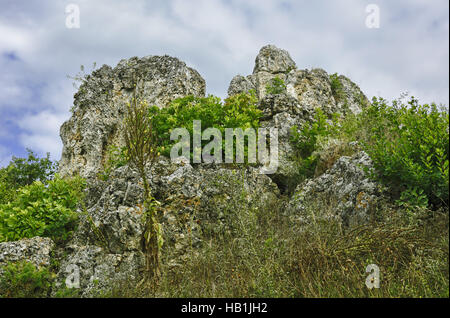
xmin=0 ymin=176 xmax=85 ymax=243
xmin=290 ymin=109 xmax=339 ymax=178
xmin=0 ymin=149 xmax=58 ymax=205
xmin=149 ymin=92 xmax=262 ymax=161
xmin=290 ymin=96 xmax=449 ymax=210
xmin=0 ymin=261 xmax=53 ymax=298
xmin=355 ymin=97 xmax=448 ymax=208
xmin=0 ymin=175 xmax=16 ymax=206
xmin=265 ymin=76 xmax=286 ymax=95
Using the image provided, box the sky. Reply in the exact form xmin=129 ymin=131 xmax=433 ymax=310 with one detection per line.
xmin=0 ymin=0 xmax=448 ymax=166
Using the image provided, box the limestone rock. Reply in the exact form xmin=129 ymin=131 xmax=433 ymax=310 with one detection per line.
xmin=59 ymin=55 xmax=206 ymax=179
xmin=0 ymin=237 xmax=55 ymax=269
xmin=52 ymin=244 xmax=145 ymax=297
xmin=226 ymin=45 xmax=370 ymax=191
xmin=227 ymin=75 xmax=255 ymax=96
xmin=285 ymin=68 xmax=336 ymax=116
xmin=253 ymin=44 xmax=296 ymax=74
xmin=287 ymin=151 xmax=382 ymax=227
xmin=335 ymin=75 xmax=370 ymax=115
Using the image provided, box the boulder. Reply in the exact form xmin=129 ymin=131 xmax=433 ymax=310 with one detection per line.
xmin=287 ymin=151 xmax=382 ymax=227
xmin=253 ymin=44 xmax=296 ymax=74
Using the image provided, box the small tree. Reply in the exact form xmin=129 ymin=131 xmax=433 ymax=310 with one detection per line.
xmin=124 ymin=85 xmax=162 ymax=280
xmin=2 ymin=149 xmax=57 ymax=188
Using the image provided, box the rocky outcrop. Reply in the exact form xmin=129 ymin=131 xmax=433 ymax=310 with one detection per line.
xmin=59 ymin=55 xmax=206 ymax=179
xmin=227 ymin=45 xmax=369 ymax=191
xmin=228 ymin=45 xmax=368 ymax=115
xmin=228 ymin=45 xmax=295 ymax=100
xmin=51 ymin=156 xmax=279 ymax=296
xmin=287 ymin=151 xmax=382 ymax=227
xmin=1 ymin=45 xmax=380 ymax=297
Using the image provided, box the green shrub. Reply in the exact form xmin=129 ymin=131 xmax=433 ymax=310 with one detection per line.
xmin=149 ymin=92 xmax=262 ymax=162
xmin=265 ymin=76 xmax=286 ymax=95
xmin=0 ymin=176 xmax=85 ymax=243
xmin=330 ymin=73 xmax=345 ymax=102
xmin=290 ymin=109 xmax=339 ymax=178
xmin=290 ymin=96 xmax=449 ymax=210
xmin=357 ymin=97 xmax=449 ymax=208
xmin=0 ymin=176 xmax=16 ymax=206
xmin=0 ymin=261 xmax=54 ymax=298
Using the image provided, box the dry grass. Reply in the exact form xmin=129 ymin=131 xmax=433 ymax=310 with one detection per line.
xmin=100 ymin=194 xmax=448 ymax=298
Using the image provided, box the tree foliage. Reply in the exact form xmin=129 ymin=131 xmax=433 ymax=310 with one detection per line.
xmin=149 ymin=91 xmax=261 ymax=160
xmin=0 ymin=176 xmax=85 ymax=243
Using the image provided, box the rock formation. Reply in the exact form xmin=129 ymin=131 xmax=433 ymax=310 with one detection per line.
xmin=0 ymin=45 xmax=382 ymax=297
xmin=59 ymin=55 xmax=206 ymax=179
xmin=228 ymin=45 xmax=369 ymax=191
xmin=287 ymin=151 xmax=382 ymax=228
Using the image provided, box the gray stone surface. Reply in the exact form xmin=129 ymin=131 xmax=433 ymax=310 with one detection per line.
xmin=253 ymin=44 xmax=296 ymax=74
xmin=0 ymin=237 xmax=55 ymax=269
xmin=287 ymin=151 xmax=381 ymax=227
xmin=59 ymin=55 xmax=206 ymax=179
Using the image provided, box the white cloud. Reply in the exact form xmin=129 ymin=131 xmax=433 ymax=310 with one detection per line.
xmin=17 ymin=111 xmax=66 ymax=161
xmin=0 ymin=22 xmax=33 ymax=54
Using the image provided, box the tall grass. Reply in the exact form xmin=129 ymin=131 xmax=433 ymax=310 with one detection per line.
xmin=102 ymin=192 xmax=448 ymax=298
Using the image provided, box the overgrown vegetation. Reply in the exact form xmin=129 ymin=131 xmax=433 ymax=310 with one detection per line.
xmin=0 ymin=149 xmax=58 ymax=204
xmin=123 ymin=86 xmax=163 ymax=280
xmin=360 ymin=97 xmax=448 ymax=209
xmin=290 ymin=108 xmax=340 ymax=178
xmin=0 ymin=151 xmax=85 ymax=243
xmin=149 ymin=91 xmax=262 ymax=161
xmin=330 ymin=73 xmax=345 ymax=102
xmin=101 ymin=91 xmax=262 ymax=173
xmin=0 ymin=175 xmax=85 ymax=243
xmin=0 ymin=261 xmax=54 ymax=298
xmin=291 ymin=96 xmax=449 ymax=210
xmin=96 ymin=179 xmax=449 ymax=298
